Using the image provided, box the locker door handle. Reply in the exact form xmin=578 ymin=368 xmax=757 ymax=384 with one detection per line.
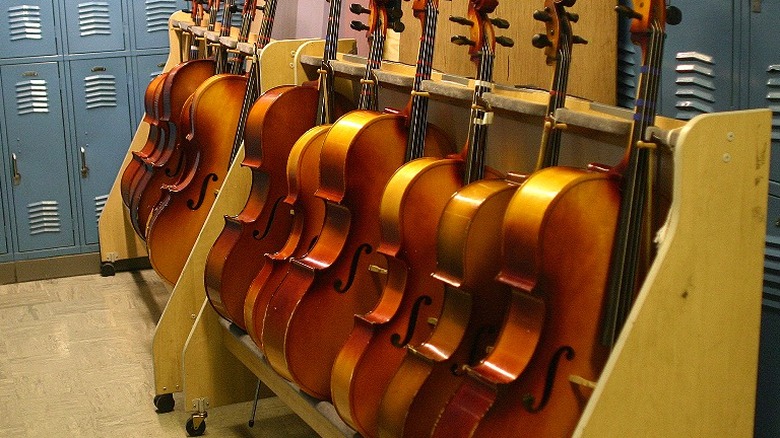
xmin=11 ymin=153 xmax=20 ymax=185
xmin=80 ymin=147 xmax=90 ymax=178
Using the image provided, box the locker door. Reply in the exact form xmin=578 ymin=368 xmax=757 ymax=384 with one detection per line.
xmin=63 ymin=0 xmax=126 ymax=54
xmin=0 ymin=62 xmax=75 ymax=253
xmin=749 ymin=3 xmax=780 ymax=437
xmin=659 ymin=0 xmax=734 ymax=120
xmin=132 ymin=53 xmax=168 ymax=123
xmin=133 ymin=0 xmax=186 ymax=51
xmin=3 ymin=0 xmax=58 ymax=58
xmin=69 ymin=57 xmax=132 ymax=245
xmin=0 ymin=118 xmax=8 ymax=256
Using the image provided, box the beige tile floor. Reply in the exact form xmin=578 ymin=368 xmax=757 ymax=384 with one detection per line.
xmin=0 ymin=269 xmax=319 ymax=437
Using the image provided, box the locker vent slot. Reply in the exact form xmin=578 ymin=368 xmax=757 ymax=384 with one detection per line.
xmin=95 ymin=194 xmax=109 ymax=224
xmin=15 ymin=79 xmax=49 ymax=115
xmin=9 ymin=5 xmax=43 ymax=41
xmin=674 ymin=51 xmax=715 ymax=120
xmin=765 ymin=236 xmax=780 ymax=310
xmin=27 ymin=201 xmax=61 ymax=235
xmin=767 ymin=65 xmax=780 ymax=143
xmin=145 ymin=0 xmax=177 ymax=33
xmin=78 ymin=2 xmax=112 ymax=37
xmin=84 ymin=74 xmax=118 ymax=109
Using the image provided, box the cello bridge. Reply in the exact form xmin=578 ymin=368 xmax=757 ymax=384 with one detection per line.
xmin=568 ymin=374 xmax=597 ymax=389
xmin=368 ymin=265 xmax=388 ymax=275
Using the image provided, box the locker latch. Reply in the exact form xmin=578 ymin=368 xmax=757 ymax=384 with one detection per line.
xmin=752 ymin=0 xmax=762 ymax=13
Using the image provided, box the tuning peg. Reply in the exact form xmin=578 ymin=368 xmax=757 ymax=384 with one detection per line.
xmin=449 ymin=16 xmax=474 ymax=26
xmin=531 ymin=33 xmax=552 ymax=48
xmin=614 ymin=5 xmax=643 ymax=20
xmin=572 ymin=35 xmax=588 ymax=45
xmin=560 ymin=0 xmax=577 ymax=6
xmin=565 ymin=12 xmax=579 ymax=23
xmin=388 ymin=8 xmax=403 ymax=20
xmin=350 ymin=20 xmax=370 ymax=31
xmin=451 ymin=35 xmax=476 ymax=46
xmin=490 ymin=18 xmax=510 ymax=29
xmin=666 ymin=6 xmax=682 ymax=25
xmin=533 ymin=8 xmax=552 ymax=22
xmin=350 ymin=3 xmax=370 ymax=14
xmin=496 ymin=36 xmax=514 ymax=48
xmin=391 ymin=20 xmax=405 ymax=33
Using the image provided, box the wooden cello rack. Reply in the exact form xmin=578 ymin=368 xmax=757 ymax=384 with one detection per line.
xmin=146 ymin=45 xmax=769 ymax=436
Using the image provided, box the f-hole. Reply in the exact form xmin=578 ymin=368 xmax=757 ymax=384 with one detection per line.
xmin=187 ymin=173 xmax=218 ymax=210
xmin=333 ymin=243 xmax=372 ymax=293
xmin=522 ymin=346 xmax=575 ymax=413
xmin=253 ymin=196 xmax=285 ymax=240
xmin=390 ymin=295 xmax=433 ymax=347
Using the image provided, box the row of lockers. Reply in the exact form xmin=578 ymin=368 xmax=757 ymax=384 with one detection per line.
xmin=2 ymin=0 xmax=186 ymax=59
xmin=0 ymin=0 xmax=181 ymax=261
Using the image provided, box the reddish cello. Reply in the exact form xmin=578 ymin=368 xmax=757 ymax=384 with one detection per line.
xmin=329 ymin=1 xmax=513 ymax=436
xmin=427 ymin=2 xmax=585 ymax=436
xmin=207 ymin=0 xmax=399 ymax=331
xmin=468 ymin=2 xmax=680 ymax=437
xmin=121 ymin=0 xmax=222 ymax=238
xmin=259 ymin=0 xmax=458 ymax=400
xmin=145 ymin=0 xmax=249 ymax=285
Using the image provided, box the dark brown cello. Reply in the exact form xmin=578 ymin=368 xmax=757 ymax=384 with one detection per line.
xmin=468 ymin=2 xmax=679 ymax=436
xmin=205 ymin=0 xmax=367 ymax=329
xmin=259 ymin=0 xmax=457 ymax=401
xmin=145 ymin=0 xmax=250 ymax=285
xmin=119 ymin=1 xmax=206 ymax=209
xmin=427 ymin=2 xmax=585 ymax=436
xmin=122 ymin=1 xmax=221 ymax=238
xmin=329 ymin=2 xmax=512 ymax=436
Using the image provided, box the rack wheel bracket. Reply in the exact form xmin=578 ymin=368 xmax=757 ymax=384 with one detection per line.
xmin=186 ymin=413 xmax=207 ymax=436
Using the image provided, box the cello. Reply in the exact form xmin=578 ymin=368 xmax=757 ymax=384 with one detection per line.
xmin=207 ymin=0 xmax=400 ymax=330
xmin=144 ymin=0 xmax=249 ymax=285
xmin=259 ymin=0 xmax=458 ymax=401
xmin=121 ymin=1 xmax=222 ymax=238
xmin=427 ymin=2 xmax=586 ymax=436
xmin=119 ymin=1 xmax=206 ymax=210
xmin=468 ymin=2 xmax=679 ymax=436
xmin=329 ymin=1 xmax=513 ymax=436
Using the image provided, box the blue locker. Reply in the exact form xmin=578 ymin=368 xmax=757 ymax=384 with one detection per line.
xmin=63 ymin=0 xmax=126 ymax=54
xmin=659 ymin=0 xmax=735 ymax=120
xmin=69 ymin=57 xmax=132 ymax=245
xmin=132 ymin=53 xmax=168 ymax=124
xmin=3 ymin=0 xmax=58 ymax=58
xmin=132 ymin=0 xmax=186 ymax=51
xmin=0 ymin=62 xmax=75 ymax=253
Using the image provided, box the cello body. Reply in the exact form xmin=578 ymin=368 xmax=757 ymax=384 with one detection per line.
xmin=146 ymin=73 xmax=248 ymax=285
xmin=124 ymin=59 xmax=217 ymax=237
xmin=261 ymin=110 xmax=452 ymax=399
xmin=377 ymin=178 xmax=518 ymax=438
xmin=330 ymin=156 xmax=466 ymax=437
xmin=120 ymin=72 xmax=167 ymax=207
xmin=205 ymin=84 xmax=320 ymax=327
xmin=243 ymin=123 xmax=331 ymax=347
xmin=468 ymin=167 xmax=618 ymax=437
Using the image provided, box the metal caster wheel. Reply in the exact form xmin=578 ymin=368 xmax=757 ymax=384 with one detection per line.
xmin=100 ymin=262 xmax=116 ymax=277
xmin=186 ymin=413 xmax=207 ymax=436
xmin=153 ymin=393 xmax=175 ymax=413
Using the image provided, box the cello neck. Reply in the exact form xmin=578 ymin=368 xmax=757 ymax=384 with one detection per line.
xmin=316 ymin=0 xmax=346 ymax=126
xmin=601 ymin=3 xmax=672 ymax=347
xmin=404 ymin=0 xmax=439 ymax=162
xmin=534 ymin=1 xmax=581 ymax=171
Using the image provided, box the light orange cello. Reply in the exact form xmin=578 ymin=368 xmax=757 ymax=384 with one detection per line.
xmin=466 ymin=2 xmax=680 ymax=437
xmin=207 ymin=0 xmax=399 ymax=331
xmin=427 ymin=2 xmax=585 ymax=436
xmin=259 ymin=0 xmax=457 ymax=400
xmin=329 ymin=2 xmax=513 ymax=436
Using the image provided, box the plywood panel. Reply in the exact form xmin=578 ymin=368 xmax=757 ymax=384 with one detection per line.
xmin=398 ymin=0 xmax=616 ymax=105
